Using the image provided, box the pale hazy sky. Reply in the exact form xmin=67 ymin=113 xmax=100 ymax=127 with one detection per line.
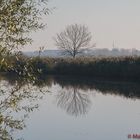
xmin=23 ymin=0 xmax=140 ymax=51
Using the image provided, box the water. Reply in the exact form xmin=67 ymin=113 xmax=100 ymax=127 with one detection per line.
xmin=0 ymin=75 xmax=140 ymax=140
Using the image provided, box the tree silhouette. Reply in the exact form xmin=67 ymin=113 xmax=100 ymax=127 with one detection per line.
xmin=54 ymin=24 xmax=94 ymax=58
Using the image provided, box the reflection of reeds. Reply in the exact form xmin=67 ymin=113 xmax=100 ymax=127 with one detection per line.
xmin=51 ymin=76 xmax=140 ymax=100
xmin=1 ymin=73 xmax=140 ymax=100
xmin=1 ymin=70 xmax=140 ymax=100
xmin=54 ymin=76 xmax=140 ymax=116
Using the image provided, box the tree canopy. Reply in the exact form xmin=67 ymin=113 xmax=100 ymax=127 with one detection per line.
xmin=0 ymin=0 xmax=49 ymax=51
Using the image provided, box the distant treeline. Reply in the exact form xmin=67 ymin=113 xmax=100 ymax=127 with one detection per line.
xmin=2 ymin=55 xmax=140 ymax=82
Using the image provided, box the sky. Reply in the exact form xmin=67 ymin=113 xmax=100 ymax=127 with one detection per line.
xmin=23 ymin=0 xmax=140 ymax=51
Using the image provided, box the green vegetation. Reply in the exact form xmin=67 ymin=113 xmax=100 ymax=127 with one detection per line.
xmin=2 ymin=56 xmax=140 ymax=82
xmin=0 ymin=0 xmax=49 ymax=50
xmin=0 ymin=0 xmax=49 ymax=78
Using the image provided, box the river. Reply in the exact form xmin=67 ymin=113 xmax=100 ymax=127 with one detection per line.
xmin=0 ymin=75 xmax=140 ymax=140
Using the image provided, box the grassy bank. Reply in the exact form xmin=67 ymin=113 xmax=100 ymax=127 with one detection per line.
xmin=2 ymin=56 xmax=139 ymax=82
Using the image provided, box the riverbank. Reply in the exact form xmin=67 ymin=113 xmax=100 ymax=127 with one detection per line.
xmin=1 ymin=56 xmax=140 ymax=82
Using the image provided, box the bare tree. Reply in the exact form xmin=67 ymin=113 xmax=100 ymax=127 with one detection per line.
xmin=54 ymin=24 xmax=94 ymax=58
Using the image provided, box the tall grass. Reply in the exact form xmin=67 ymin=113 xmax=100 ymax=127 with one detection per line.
xmin=41 ymin=57 xmax=140 ymax=81
xmin=1 ymin=56 xmax=140 ymax=81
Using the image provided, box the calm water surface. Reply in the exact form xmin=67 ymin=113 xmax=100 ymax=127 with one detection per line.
xmin=0 ymin=76 xmax=140 ymax=140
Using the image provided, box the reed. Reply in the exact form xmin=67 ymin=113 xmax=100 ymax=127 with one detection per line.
xmin=1 ymin=56 xmax=140 ymax=81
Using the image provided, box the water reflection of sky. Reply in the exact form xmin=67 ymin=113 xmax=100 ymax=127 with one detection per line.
xmin=23 ymin=84 xmax=140 ymax=140
xmin=0 ymin=76 xmax=140 ymax=140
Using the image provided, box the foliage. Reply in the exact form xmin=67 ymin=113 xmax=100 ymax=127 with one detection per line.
xmin=8 ymin=56 xmax=47 ymax=83
xmin=3 ymin=56 xmax=140 ymax=82
xmin=0 ymin=0 xmax=50 ymax=74
xmin=0 ymin=0 xmax=49 ymax=50
xmin=32 ymin=56 xmax=139 ymax=81
xmin=0 ymin=76 xmax=47 ymax=140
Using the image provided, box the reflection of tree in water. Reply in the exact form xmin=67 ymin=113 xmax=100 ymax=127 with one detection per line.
xmin=0 ymin=80 xmax=47 ymax=140
xmin=52 ymin=75 xmax=140 ymax=116
xmin=56 ymin=87 xmax=91 ymax=116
